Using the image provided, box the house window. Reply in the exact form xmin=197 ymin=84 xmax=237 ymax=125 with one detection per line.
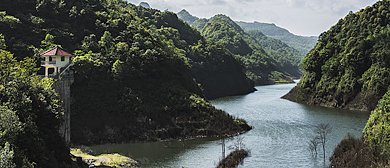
xmin=61 ymin=56 xmax=65 ymax=61
xmin=49 ymin=56 xmax=52 ymax=61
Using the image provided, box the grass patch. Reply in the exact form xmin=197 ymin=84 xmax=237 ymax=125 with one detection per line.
xmin=70 ymin=148 xmax=138 ymax=168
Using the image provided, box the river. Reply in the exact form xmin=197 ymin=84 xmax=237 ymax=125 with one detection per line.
xmin=89 ymin=82 xmax=370 ymax=167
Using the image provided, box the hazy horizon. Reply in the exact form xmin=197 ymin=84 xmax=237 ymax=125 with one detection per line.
xmin=127 ymin=0 xmax=379 ymax=37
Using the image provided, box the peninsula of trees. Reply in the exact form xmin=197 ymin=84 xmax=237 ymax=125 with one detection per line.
xmin=280 ymin=0 xmax=390 ymax=166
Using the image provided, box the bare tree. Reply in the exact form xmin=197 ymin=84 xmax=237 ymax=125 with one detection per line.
xmin=217 ymin=136 xmax=227 ymax=168
xmin=228 ymin=136 xmax=246 ymax=151
xmin=308 ymin=136 xmax=320 ymax=157
xmin=315 ymin=123 xmax=332 ymax=161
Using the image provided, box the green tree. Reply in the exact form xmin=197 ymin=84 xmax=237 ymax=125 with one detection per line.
xmin=0 ymin=142 xmax=16 ymax=168
xmin=0 ymin=49 xmax=70 ymax=167
xmin=0 ymin=0 xmax=252 ymax=147
xmin=40 ymin=34 xmax=57 ymax=50
xmin=284 ymin=1 xmax=390 ymax=111
xmin=0 ymin=34 xmax=6 ymax=50
xmin=363 ymin=89 xmax=390 ymax=162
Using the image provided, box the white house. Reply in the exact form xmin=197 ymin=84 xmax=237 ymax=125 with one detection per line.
xmin=40 ymin=46 xmax=73 ymax=77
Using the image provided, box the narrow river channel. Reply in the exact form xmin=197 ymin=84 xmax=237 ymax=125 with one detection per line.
xmin=90 ymin=82 xmax=370 ymax=168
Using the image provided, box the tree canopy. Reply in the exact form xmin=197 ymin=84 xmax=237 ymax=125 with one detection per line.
xmin=284 ymin=0 xmax=390 ymax=112
xmin=0 ymin=49 xmax=70 ymax=167
xmin=198 ymin=14 xmax=302 ymax=85
xmin=0 ymin=0 xmax=252 ymax=146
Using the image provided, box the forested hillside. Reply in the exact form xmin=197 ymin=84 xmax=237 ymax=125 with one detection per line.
xmin=0 ymin=39 xmax=72 ymax=167
xmin=246 ymin=30 xmax=303 ymax=75
xmin=283 ymin=0 xmax=390 ymax=112
xmin=178 ymin=9 xmax=316 ymax=55
xmin=177 ymin=9 xmax=199 ymax=24
xmin=280 ymin=1 xmax=390 ymax=165
xmin=236 ymin=21 xmax=318 ymax=55
xmin=199 ymin=14 xmax=302 ymax=85
xmin=129 ymin=6 xmax=255 ymax=99
xmin=178 ymin=10 xmax=304 ymax=84
xmin=0 ymin=0 xmax=251 ymax=151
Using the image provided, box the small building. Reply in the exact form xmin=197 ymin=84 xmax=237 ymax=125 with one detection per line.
xmin=40 ymin=46 xmax=73 ymax=77
xmin=40 ymin=46 xmax=74 ymax=144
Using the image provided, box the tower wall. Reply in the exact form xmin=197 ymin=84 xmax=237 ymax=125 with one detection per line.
xmin=53 ymin=77 xmax=74 ymax=144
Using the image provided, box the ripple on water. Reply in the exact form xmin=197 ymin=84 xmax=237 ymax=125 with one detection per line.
xmin=89 ymin=83 xmax=370 ymax=168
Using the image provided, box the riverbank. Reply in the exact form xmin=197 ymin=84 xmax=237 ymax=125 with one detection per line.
xmin=85 ymin=84 xmax=369 ymax=167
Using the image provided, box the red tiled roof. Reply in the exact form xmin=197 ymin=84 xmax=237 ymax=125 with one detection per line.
xmin=40 ymin=46 xmax=73 ymax=57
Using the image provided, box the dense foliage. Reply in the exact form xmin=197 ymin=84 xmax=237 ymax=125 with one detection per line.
xmin=129 ymin=6 xmax=255 ymax=99
xmin=284 ymin=0 xmax=390 ymax=111
xmin=236 ymin=21 xmax=318 ymax=55
xmin=0 ymin=49 xmax=70 ymax=167
xmin=178 ymin=10 xmax=304 ymax=85
xmin=246 ymin=30 xmax=303 ymax=77
xmin=331 ymin=89 xmax=390 ymax=167
xmin=198 ymin=14 xmax=302 ymax=85
xmin=0 ymin=0 xmax=252 ymax=146
xmin=280 ymin=0 xmax=390 ymax=166
xmin=363 ymin=88 xmax=390 ymax=164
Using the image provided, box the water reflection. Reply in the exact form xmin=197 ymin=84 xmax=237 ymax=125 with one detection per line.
xmin=89 ymin=83 xmax=370 ymax=168
xmin=90 ymin=137 xmax=221 ymax=167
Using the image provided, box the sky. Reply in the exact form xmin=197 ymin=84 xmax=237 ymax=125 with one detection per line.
xmin=127 ymin=0 xmax=379 ymax=37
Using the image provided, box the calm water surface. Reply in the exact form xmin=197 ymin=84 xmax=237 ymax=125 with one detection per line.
xmin=90 ymin=82 xmax=370 ymax=168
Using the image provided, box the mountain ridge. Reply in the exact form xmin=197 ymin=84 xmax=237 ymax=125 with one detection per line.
xmin=236 ymin=21 xmax=318 ymax=55
xmin=0 ymin=0 xmax=252 ymax=149
xmin=177 ymin=9 xmax=317 ymax=55
xmin=199 ymin=14 xmax=302 ymax=85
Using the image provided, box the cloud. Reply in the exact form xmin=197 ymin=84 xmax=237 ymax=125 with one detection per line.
xmin=284 ymin=0 xmax=377 ymax=15
xmin=209 ymin=0 xmax=228 ymax=5
xmin=127 ymin=0 xmax=379 ymax=36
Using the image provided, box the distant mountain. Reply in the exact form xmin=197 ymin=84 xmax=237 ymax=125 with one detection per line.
xmin=246 ymin=29 xmax=303 ymax=76
xmin=133 ymin=8 xmax=256 ymax=99
xmin=191 ymin=18 xmax=209 ymax=31
xmin=139 ymin=2 xmax=150 ymax=8
xmin=178 ymin=10 xmax=304 ymax=82
xmin=177 ymin=9 xmax=317 ymax=55
xmin=200 ymin=14 xmax=302 ymax=85
xmin=236 ymin=21 xmax=318 ymax=55
xmin=177 ymin=9 xmax=199 ymax=24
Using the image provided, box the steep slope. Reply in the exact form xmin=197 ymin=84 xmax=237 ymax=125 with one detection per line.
xmin=236 ymin=21 xmax=318 ymax=55
xmin=0 ymin=0 xmax=251 ymax=146
xmin=362 ymin=88 xmax=390 ymax=165
xmin=327 ymin=1 xmax=390 ymax=166
xmin=0 ymin=49 xmax=72 ymax=167
xmin=201 ymin=14 xmax=301 ymax=85
xmin=246 ymin=30 xmax=303 ymax=77
xmin=283 ymin=1 xmax=390 ymax=112
xmin=191 ymin=18 xmax=209 ymax=31
xmin=177 ymin=10 xmax=316 ymax=55
xmin=178 ymin=11 xmax=304 ymax=83
xmin=133 ymin=6 xmax=255 ymax=99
